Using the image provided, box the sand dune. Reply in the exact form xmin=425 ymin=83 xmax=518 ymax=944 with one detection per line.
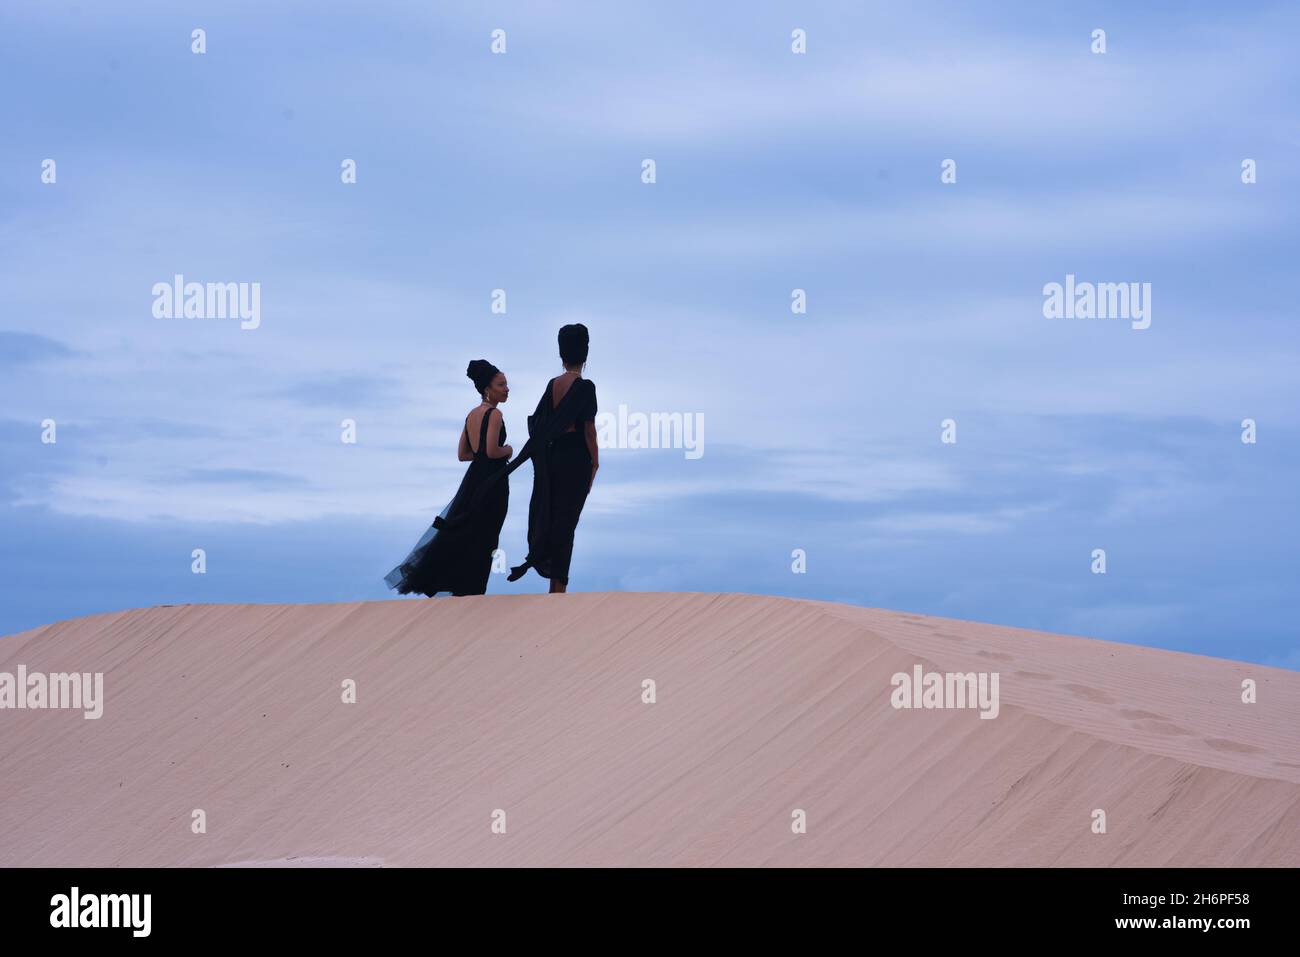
xmin=2 ymin=593 xmax=1297 ymax=867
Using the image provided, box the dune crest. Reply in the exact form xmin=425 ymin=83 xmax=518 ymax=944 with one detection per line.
xmin=2 ymin=593 xmax=1297 ymax=867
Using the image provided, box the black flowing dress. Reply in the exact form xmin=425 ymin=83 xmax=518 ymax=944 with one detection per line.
xmin=509 ymin=377 xmax=597 ymax=585
xmin=384 ymin=408 xmax=509 ymax=597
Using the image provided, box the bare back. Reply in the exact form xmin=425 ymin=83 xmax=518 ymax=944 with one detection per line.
xmin=551 ymin=373 xmax=581 ymax=432
xmin=464 ymin=405 xmax=505 ymax=457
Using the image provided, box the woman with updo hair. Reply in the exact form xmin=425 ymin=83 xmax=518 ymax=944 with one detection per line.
xmin=508 ymin=324 xmax=599 ymax=593
xmin=385 ymin=359 xmax=513 ymax=597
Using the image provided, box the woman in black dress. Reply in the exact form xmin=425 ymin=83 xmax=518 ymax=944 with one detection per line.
xmin=508 ymin=324 xmax=599 ymax=593
xmin=385 ymin=360 xmax=513 ymax=597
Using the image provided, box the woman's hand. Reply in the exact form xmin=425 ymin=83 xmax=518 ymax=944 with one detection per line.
xmin=503 ymin=444 xmax=514 ymax=459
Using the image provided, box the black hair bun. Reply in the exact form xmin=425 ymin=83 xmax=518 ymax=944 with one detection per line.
xmin=558 ymin=323 xmax=589 ymax=366
xmin=467 ymin=359 xmax=500 ymax=394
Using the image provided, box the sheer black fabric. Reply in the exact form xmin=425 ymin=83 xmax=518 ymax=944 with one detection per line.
xmin=384 ymin=408 xmax=509 ymax=597
xmin=507 ymin=377 xmax=597 ymax=585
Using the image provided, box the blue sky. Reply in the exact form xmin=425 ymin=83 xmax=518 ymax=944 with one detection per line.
xmin=1 ymin=1 xmax=1297 ymax=668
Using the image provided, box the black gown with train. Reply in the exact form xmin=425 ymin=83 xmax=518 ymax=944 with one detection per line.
xmin=508 ymin=377 xmax=597 ymax=585
xmin=384 ymin=408 xmax=509 ymax=597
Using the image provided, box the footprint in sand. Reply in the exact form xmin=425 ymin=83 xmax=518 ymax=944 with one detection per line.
xmin=977 ymin=650 xmax=1014 ymax=662
xmin=1013 ymin=671 xmax=1053 ymax=680
xmin=1130 ymin=719 xmax=1193 ymax=736
xmin=1120 ymin=709 xmax=1166 ymax=720
xmin=1063 ymin=683 xmax=1116 ymax=704
xmin=1204 ymin=738 xmax=1264 ymax=754
xmin=935 ymin=632 xmax=967 ymax=642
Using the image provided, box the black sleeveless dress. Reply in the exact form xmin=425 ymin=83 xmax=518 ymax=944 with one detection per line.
xmin=384 ymin=408 xmax=509 ymax=597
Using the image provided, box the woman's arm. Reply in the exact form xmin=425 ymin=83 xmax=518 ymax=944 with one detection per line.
xmin=584 ymin=419 xmax=599 ymax=490
xmin=457 ymin=421 xmax=472 ymax=461
xmin=485 ymin=409 xmax=513 ymax=460
xmin=583 ymin=382 xmax=600 ymax=489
